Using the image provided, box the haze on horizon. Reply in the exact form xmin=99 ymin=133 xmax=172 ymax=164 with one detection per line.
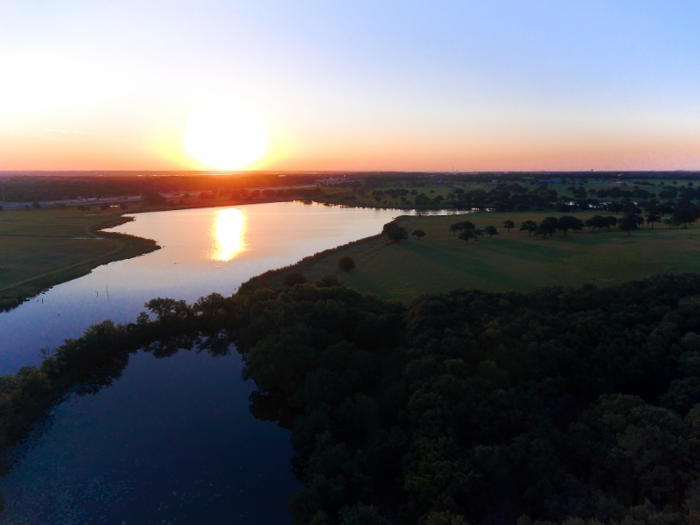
xmin=1 ymin=1 xmax=699 ymax=172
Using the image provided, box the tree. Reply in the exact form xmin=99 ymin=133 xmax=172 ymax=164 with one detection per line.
xmin=503 ymin=220 xmax=514 ymax=232
xmin=644 ymin=199 xmax=660 ymax=216
xmin=645 ymin=211 xmax=661 ymax=229
xmin=671 ymin=204 xmax=700 ymax=229
xmin=120 ymin=203 xmax=128 ymax=210
xmin=99 ymin=203 xmax=110 ymax=210
xmin=31 ymin=201 xmax=41 ymax=209
xmin=520 ymin=220 xmax=538 ymax=236
xmin=557 ymin=216 xmax=583 ymax=236
xmin=411 ymin=229 xmax=426 ymax=240
xmin=382 ymin=222 xmax=408 ymax=243
xmin=142 ymin=191 xmax=166 ymax=205
xmin=282 ymin=271 xmax=308 ymax=287
xmin=484 ymin=225 xmax=499 ymax=238
xmin=585 ymin=215 xmax=607 ymax=232
xmin=618 ymin=212 xmax=643 ymax=236
xmin=458 ymin=230 xmax=479 ymax=242
xmin=604 ymin=216 xmax=618 ymax=231
xmin=316 ymin=274 xmax=341 ymax=288
xmin=337 ymin=257 xmax=355 ymax=272
xmin=449 ymin=221 xmax=475 ymax=236
xmin=536 ymin=217 xmax=559 ymax=238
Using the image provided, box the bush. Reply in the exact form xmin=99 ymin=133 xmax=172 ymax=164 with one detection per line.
xmin=142 ymin=191 xmax=166 ymax=205
xmin=282 ymin=271 xmax=308 ymax=287
xmin=316 ymin=274 xmax=342 ymax=288
xmin=337 ymin=257 xmax=356 ymax=272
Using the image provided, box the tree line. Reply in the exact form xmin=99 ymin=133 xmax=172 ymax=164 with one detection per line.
xmin=440 ymin=204 xmax=700 ymax=243
xmin=6 ymin=275 xmax=700 ymax=523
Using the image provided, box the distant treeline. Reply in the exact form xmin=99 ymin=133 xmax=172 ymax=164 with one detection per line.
xmin=0 ymin=173 xmax=317 ymax=203
xmin=322 ymin=181 xmax=700 ymax=214
xmin=6 ymin=276 xmax=700 ymax=523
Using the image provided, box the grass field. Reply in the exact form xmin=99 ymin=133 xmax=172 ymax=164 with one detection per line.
xmin=0 ymin=207 xmax=159 ymax=311
xmin=267 ymin=211 xmax=700 ymax=302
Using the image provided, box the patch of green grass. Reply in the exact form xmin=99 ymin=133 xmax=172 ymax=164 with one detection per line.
xmin=269 ymin=212 xmax=700 ymax=302
xmin=0 ymin=207 xmax=158 ymax=310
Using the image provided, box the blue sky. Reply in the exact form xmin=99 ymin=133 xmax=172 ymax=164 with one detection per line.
xmin=1 ymin=0 xmax=699 ymax=170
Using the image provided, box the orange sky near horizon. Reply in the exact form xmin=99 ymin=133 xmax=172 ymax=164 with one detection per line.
xmin=2 ymin=1 xmax=700 ymax=172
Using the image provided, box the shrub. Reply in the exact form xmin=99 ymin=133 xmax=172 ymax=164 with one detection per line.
xmin=316 ymin=274 xmax=341 ymax=288
xmin=282 ymin=271 xmax=308 ymax=287
xmin=337 ymin=257 xmax=356 ymax=272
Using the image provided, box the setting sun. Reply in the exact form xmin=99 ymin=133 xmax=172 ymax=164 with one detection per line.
xmin=184 ymin=98 xmax=268 ymax=169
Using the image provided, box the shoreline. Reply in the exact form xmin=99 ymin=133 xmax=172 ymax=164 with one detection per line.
xmin=0 ymin=197 xmax=379 ymax=313
xmin=0 ymin=197 xmax=469 ymax=313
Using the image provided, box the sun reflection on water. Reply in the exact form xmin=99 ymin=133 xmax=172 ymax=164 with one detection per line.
xmin=210 ymin=208 xmax=246 ymax=261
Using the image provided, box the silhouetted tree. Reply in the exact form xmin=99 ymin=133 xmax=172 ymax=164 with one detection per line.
xmin=458 ymin=230 xmax=477 ymax=242
xmin=142 ymin=191 xmax=166 ymax=205
xmin=585 ymin=215 xmax=607 ymax=232
xmin=315 ymin=274 xmax=341 ymax=288
xmin=503 ymin=220 xmax=515 ymax=232
xmin=282 ymin=271 xmax=308 ymax=287
xmin=646 ymin=211 xmax=661 ymax=229
xmin=337 ymin=256 xmax=356 ymax=272
xmin=557 ymin=216 xmax=583 ymax=236
xmin=604 ymin=215 xmax=618 ymax=231
xmin=618 ymin=212 xmax=644 ymax=236
xmin=382 ymin=222 xmax=408 ymax=243
xmin=672 ymin=204 xmax=700 ymax=229
xmin=520 ymin=220 xmax=538 ymax=236
xmin=484 ymin=225 xmax=499 ymax=238
xmin=411 ymin=229 xmax=426 ymax=240
xmin=536 ymin=217 xmax=558 ymax=238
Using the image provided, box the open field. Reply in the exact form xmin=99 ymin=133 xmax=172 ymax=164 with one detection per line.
xmin=266 ymin=211 xmax=700 ymax=302
xmin=0 ymin=207 xmax=160 ymax=311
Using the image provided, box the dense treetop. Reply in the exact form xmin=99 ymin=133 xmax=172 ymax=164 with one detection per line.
xmin=5 ymin=275 xmax=700 ymax=523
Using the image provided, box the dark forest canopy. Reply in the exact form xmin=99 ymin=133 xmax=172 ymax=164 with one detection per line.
xmin=4 ymin=277 xmax=700 ymax=523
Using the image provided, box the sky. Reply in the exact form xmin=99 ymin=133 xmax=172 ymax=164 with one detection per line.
xmin=1 ymin=0 xmax=700 ymax=172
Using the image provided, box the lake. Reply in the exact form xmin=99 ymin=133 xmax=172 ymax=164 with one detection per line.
xmin=0 ymin=202 xmax=404 ymax=524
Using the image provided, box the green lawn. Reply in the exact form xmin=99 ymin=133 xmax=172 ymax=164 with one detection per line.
xmin=268 ymin=212 xmax=700 ymax=302
xmin=0 ymin=208 xmax=158 ymax=310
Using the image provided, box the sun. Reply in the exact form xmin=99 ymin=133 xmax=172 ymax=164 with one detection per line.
xmin=184 ymin=98 xmax=268 ymax=169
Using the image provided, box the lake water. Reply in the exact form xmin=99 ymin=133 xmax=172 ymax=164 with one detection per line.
xmin=0 ymin=202 xmax=404 ymax=524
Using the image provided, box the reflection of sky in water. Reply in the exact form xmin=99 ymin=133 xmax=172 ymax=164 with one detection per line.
xmin=211 ymin=208 xmax=246 ymax=261
xmin=0 ymin=202 xmax=407 ymax=522
xmin=0 ymin=349 xmax=298 ymax=524
xmin=0 ymin=202 xmax=403 ymax=374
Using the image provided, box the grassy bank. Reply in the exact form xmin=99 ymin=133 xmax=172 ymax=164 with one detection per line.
xmin=0 ymin=195 xmax=304 ymax=312
xmin=266 ymin=211 xmax=700 ymax=301
xmin=0 ymin=207 xmax=159 ymax=311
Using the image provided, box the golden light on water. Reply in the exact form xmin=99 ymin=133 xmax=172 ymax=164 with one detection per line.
xmin=210 ymin=208 xmax=246 ymax=261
